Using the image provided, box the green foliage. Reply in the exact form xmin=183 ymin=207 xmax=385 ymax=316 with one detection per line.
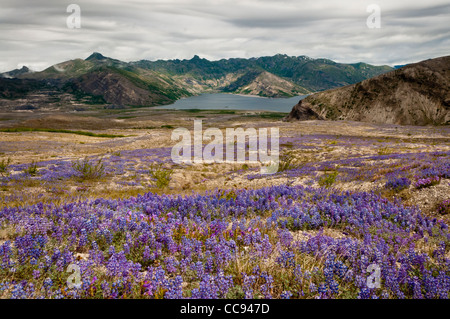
xmin=378 ymin=146 xmax=393 ymax=155
xmin=183 ymin=109 xmax=204 ymax=113
xmin=0 ymin=158 xmax=11 ymax=176
xmin=149 ymin=163 xmax=173 ymax=189
xmin=244 ymin=112 xmax=288 ymax=119
xmin=318 ymin=171 xmax=339 ymax=188
xmin=72 ymin=157 xmax=105 ymax=181
xmin=0 ymin=127 xmax=125 ymax=138
xmin=278 ymin=150 xmax=309 ymax=172
xmin=116 ymin=116 xmax=137 ymax=119
xmin=278 ymin=151 xmax=304 ymax=172
xmin=226 ymin=285 xmax=245 ymax=298
xmin=24 ymin=161 xmax=38 ymax=176
xmin=213 ymin=110 xmax=236 ymax=114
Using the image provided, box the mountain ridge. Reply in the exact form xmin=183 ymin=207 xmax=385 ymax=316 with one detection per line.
xmin=1 ymin=53 xmax=393 ymax=108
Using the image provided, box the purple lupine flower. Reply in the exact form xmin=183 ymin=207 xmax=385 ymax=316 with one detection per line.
xmin=280 ymin=291 xmax=293 ymax=299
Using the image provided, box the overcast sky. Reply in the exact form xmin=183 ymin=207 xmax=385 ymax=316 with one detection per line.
xmin=0 ymin=0 xmax=449 ymax=72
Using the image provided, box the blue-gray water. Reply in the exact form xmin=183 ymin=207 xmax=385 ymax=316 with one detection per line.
xmin=157 ymin=93 xmax=307 ymax=112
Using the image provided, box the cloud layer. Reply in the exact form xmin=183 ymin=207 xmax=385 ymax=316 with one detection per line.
xmin=0 ymin=0 xmax=449 ymax=72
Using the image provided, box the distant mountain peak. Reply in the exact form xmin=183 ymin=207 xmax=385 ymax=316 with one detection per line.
xmin=85 ymin=52 xmax=123 ymax=66
xmin=0 ymin=65 xmax=31 ymax=78
xmin=86 ymin=52 xmax=108 ymax=61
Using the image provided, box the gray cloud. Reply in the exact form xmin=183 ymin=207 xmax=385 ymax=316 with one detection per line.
xmin=0 ymin=0 xmax=448 ymax=72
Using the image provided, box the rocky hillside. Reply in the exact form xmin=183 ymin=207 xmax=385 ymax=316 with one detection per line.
xmin=285 ymin=56 xmax=450 ymax=125
xmin=63 ymin=66 xmax=191 ymax=106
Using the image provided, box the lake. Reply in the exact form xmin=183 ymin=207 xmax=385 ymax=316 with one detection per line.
xmin=157 ymin=93 xmax=307 ymax=112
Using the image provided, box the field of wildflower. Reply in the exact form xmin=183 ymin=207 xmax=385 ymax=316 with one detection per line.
xmin=0 ymin=113 xmax=449 ymax=300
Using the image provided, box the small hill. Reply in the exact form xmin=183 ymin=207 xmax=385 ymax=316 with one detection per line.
xmin=222 ymin=70 xmax=310 ymax=97
xmin=285 ymin=56 xmax=450 ymax=125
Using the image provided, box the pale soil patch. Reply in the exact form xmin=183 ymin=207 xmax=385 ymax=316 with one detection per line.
xmin=291 ymin=228 xmax=349 ymax=243
xmin=74 ymin=253 xmax=90 ymax=261
xmin=334 ymin=180 xmax=384 ymax=193
xmin=405 ymin=179 xmax=450 ymax=219
xmin=0 ymin=227 xmax=13 ymax=246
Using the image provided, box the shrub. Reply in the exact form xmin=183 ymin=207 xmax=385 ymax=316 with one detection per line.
xmin=72 ymin=157 xmax=105 ymax=181
xmin=23 ymin=161 xmax=38 ymax=176
xmin=149 ymin=163 xmax=173 ymax=188
xmin=0 ymin=158 xmax=11 ymax=176
xmin=378 ymin=147 xmax=393 ymax=155
xmin=385 ymin=177 xmax=411 ymax=192
xmin=318 ymin=171 xmax=338 ymax=188
xmin=278 ymin=152 xmax=295 ymax=172
xmin=278 ymin=151 xmax=302 ymax=172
